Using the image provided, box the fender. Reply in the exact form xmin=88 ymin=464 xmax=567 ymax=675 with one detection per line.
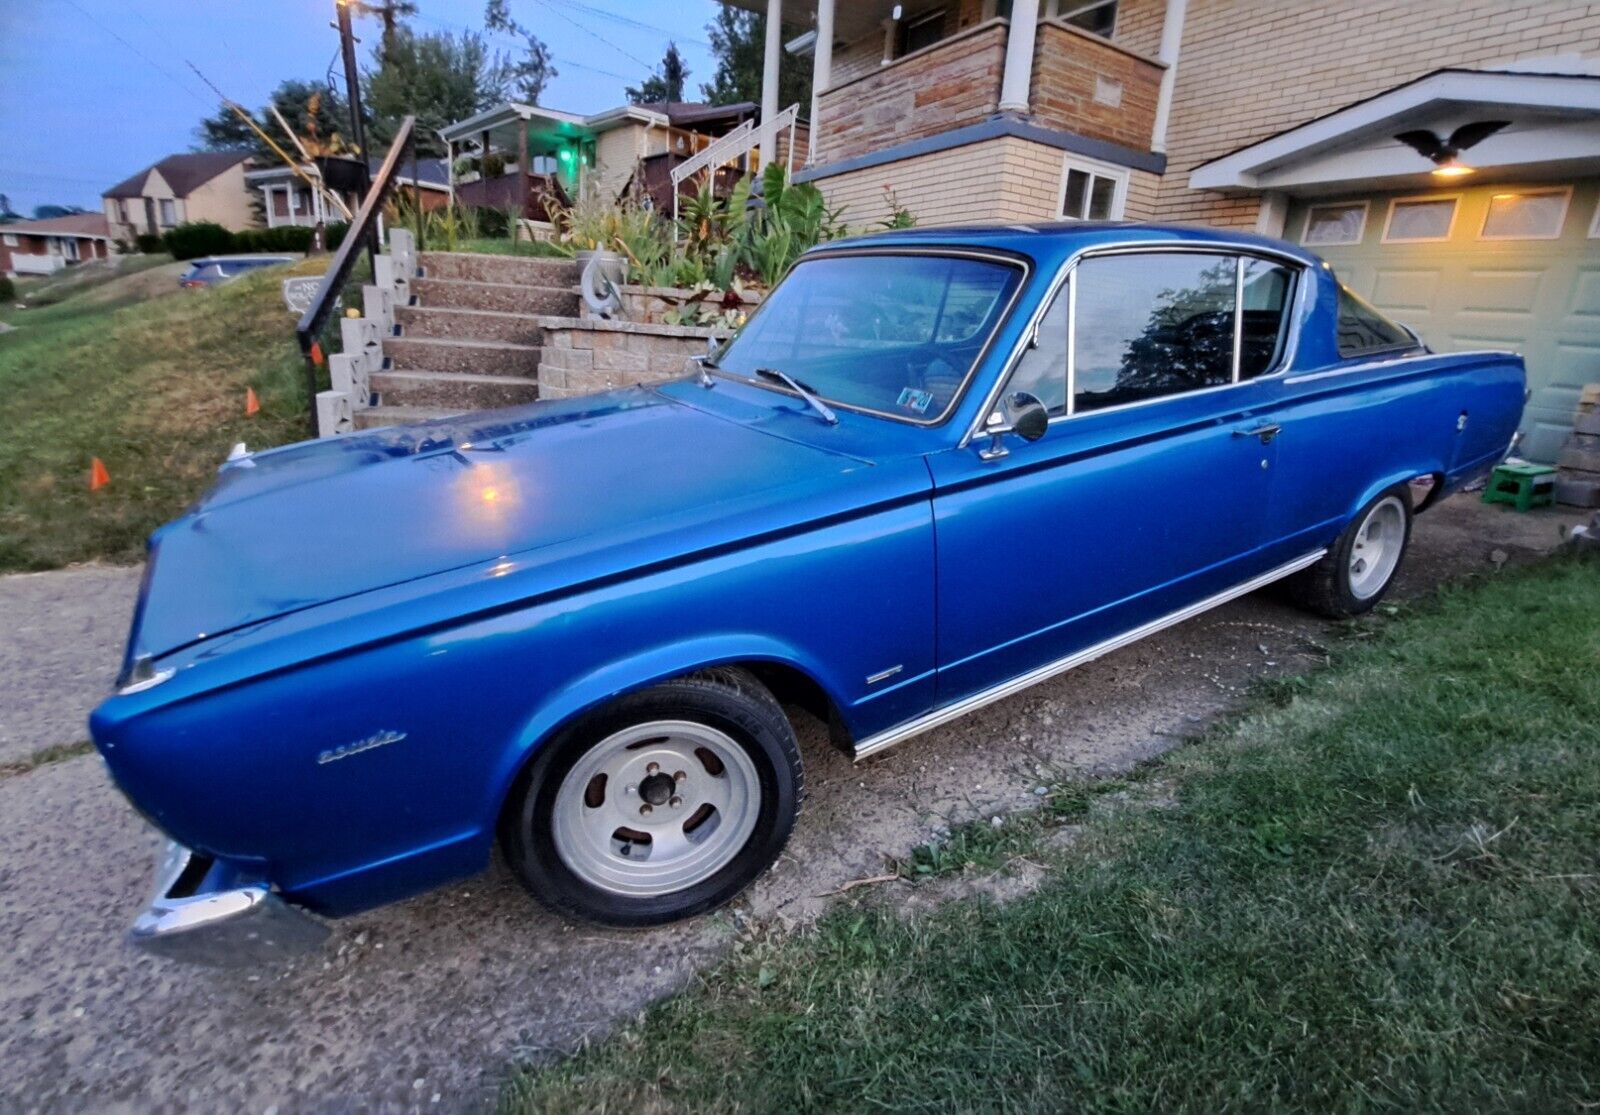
xmin=485 ymin=633 xmax=855 ymax=815
xmin=1348 ymin=462 xmax=1446 ymax=526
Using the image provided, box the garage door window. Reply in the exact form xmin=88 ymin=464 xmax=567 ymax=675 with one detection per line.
xmin=1302 ymin=202 xmax=1368 ymax=246
xmin=1382 ymin=196 xmax=1457 ymax=243
xmin=1480 ymin=187 xmax=1571 ymax=240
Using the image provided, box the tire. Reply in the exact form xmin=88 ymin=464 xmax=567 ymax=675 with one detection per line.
xmin=500 ymin=668 xmax=802 ymax=928
xmin=1286 ymin=487 xmax=1413 ymax=619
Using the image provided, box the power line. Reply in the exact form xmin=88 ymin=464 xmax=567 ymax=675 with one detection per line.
xmin=527 ymin=0 xmax=656 ymax=72
xmin=58 ymin=0 xmax=214 ymax=107
xmin=410 ymin=10 xmax=635 ymax=83
xmin=539 ymin=0 xmax=710 ymax=50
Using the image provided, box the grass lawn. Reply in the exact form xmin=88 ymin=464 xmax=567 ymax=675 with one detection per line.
xmin=0 ymin=260 xmax=326 ymax=571
xmin=506 ymin=557 xmax=1600 ymax=1113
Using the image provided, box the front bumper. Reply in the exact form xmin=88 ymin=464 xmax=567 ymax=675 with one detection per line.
xmin=129 ymin=841 xmax=329 ymax=965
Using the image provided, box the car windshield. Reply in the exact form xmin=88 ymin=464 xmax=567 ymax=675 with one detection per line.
xmin=713 ymin=252 xmax=1023 ymax=422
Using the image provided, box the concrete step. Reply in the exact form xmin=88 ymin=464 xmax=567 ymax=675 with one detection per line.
xmin=412 ymin=277 xmax=579 ymax=316
xmin=395 ymin=304 xmax=549 ymax=345
xmin=384 ymin=336 xmax=542 ymax=377
xmin=418 ymin=251 xmax=579 ymax=286
xmin=371 ymin=370 xmax=539 ymax=410
xmin=353 ymin=405 xmax=458 ymax=430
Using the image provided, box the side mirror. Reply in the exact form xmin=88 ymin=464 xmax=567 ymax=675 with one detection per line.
xmin=978 ymin=391 xmax=1049 ymax=460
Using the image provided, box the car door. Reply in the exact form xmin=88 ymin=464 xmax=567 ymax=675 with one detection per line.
xmin=928 ymin=248 xmax=1301 ymax=705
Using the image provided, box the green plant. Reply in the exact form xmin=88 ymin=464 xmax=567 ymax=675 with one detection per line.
xmin=134 ymin=233 xmax=165 ymax=254
xmin=879 ymin=182 xmax=917 ymax=229
xmin=0 ymin=277 xmax=14 ymax=303
xmin=163 ymin=221 xmax=236 ymax=260
xmin=738 ymin=163 xmax=846 ymax=288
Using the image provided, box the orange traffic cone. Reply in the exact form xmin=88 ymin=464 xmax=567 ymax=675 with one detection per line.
xmin=89 ymin=457 xmax=110 ymax=491
xmin=245 ymin=387 xmax=261 ymax=416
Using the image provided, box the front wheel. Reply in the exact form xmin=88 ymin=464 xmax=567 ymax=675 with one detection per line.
xmin=1286 ymin=487 xmax=1412 ymax=618
xmin=500 ymin=669 xmax=802 ymax=927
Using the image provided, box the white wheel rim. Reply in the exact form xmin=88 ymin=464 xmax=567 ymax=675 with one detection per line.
xmin=1348 ymin=496 xmax=1405 ymax=600
xmin=552 ymin=720 xmax=761 ymax=898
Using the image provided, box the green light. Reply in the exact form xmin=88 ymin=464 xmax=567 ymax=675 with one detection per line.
xmin=558 ymin=148 xmax=574 ymax=163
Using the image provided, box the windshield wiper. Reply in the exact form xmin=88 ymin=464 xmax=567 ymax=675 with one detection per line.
xmin=754 ymin=367 xmax=838 ymax=425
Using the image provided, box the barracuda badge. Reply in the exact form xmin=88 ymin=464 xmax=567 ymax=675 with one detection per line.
xmin=317 ymin=730 xmax=407 ymax=765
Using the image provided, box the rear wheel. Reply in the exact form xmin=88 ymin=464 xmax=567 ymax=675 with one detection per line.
xmin=501 ymin=669 xmax=802 ymax=927
xmin=1286 ymin=488 xmax=1412 ymax=618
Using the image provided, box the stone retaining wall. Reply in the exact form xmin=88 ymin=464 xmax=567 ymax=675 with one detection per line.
xmin=537 ymin=318 xmax=725 ymax=400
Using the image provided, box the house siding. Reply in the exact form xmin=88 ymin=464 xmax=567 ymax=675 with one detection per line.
xmin=182 ymin=162 xmax=259 ymax=231
xmin=1157 ymin=0 xmax=1600 ymax=228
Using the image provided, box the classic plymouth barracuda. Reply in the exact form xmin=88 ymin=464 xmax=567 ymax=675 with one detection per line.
xmin=91 ymin=222 xmax=1525 ymax=958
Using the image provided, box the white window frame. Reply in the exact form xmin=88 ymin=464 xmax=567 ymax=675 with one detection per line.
xmin=1057 ymin=154 xmax=1129 ymax=222
xmin=1591 ymin=195 xmax=1600 ymax=239
xmin=158 ymin=198 xmax=178 ymax=228
xmin=1381 ymin=193 xmax=1460 ymax=244
xmin=2 ymin=233 xmax=17 ymax=247
xmin=1050 ymin=0 xmax=1118 ymax=36
xmin=1300 ymin=200 xmax=1369 ymax=247
xmin=1478 ymin=185 xmax=1572 ymax=241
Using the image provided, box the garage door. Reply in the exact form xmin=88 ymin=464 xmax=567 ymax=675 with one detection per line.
xmin=1287 ymin=178 xmax=1600 ymax=463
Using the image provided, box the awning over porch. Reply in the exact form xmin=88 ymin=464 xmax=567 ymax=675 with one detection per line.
xmin=1190 ymin=68 xmax=1600 ymax=197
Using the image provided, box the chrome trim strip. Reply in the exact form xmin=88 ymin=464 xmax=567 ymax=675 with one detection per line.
xmin=850 ymin=549 xmax=1327 ymax=762
xmin=960 ymin=239 xmax=1315 ymax=449
xmin=712 ymin=246 xmax=1032 ymax=429
xmin=1283 ymin=348 xmax=1520 ymax=386
xmin=865 ymin=665 xmax=904 ymax=685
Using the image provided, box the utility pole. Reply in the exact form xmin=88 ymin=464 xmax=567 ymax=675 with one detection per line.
xmin=335 ymin=0 xmax=377 ymax=272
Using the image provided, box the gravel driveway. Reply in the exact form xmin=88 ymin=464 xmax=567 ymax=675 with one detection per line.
xmin=0 ymin=496 xmax=1580 ymax=1113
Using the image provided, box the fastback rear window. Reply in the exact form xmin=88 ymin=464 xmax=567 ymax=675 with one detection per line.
xmin=1336 ymin=284 xmax=1417 ymax=357
xmin=714 ymin=252 xmax=1023 ymax=423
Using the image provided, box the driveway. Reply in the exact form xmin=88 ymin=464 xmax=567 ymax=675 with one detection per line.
xmin=0 ymin=496 xmax=1582 ymax=1113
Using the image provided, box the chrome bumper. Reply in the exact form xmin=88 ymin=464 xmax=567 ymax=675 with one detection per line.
xmin=129 ymin=841 xmax=329 ymax=965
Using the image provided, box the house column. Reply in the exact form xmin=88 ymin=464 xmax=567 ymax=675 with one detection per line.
xmin=1150 ymin=0 xmax=1188 ymax=154
xmin=1254 ymin=191 xmax=1288 ymax=238
xmin=998 ymin=0 xmax=1041 ymax=115
xmin=518 ymin=117 xmax=530 ymax=215
xmin=807 ymin=0 xmax=834 ymax=166
xmin=759 ymin=0 xmax=783 ymax=164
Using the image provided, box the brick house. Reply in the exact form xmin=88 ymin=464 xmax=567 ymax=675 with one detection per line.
xmin=0 ymin=213 xmax=112 ymax=277
xmin=723 ymin=0 xmax=1600 ymax=460
xmin=101 ymin=152 xmax=257 ymax=245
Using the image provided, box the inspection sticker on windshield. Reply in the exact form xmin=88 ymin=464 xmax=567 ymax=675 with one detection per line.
xmin=896 ymin=387 xmax=934 ymax=414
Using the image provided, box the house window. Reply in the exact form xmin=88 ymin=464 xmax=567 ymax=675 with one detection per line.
xmin=271 ymin=188 xmax=290 ymax=218
xmin=2 ymin=234 xmax=16 ymax=247
xmin=899 ymin=8 xmax=947 ymax=55
xmin=63 ymin=239 xmax=80 ymax=262
xmin=1480 ymin=187 xmax=1571 ymax=241
xmin=1382 ymin=196 xmax=1457 ymax=243
xmin=1059 ymin=157 xmax=1127 ymax=221
xmin=1052 ymin=0 xmax=1118 ymax=36
xmin=1591 ymin=196 xmax=1600 ymax=239
xmin=159 ymin=199 xmax=177 ymax=228
xmin=1301 ymin=201 xmax=1368 ymax=246
xmin=116 ymin=199 xmax=128 ymax=223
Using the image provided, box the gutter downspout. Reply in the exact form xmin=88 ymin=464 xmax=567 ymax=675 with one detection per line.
xmin=1149 ymin=0 xmax=1188 ymax=155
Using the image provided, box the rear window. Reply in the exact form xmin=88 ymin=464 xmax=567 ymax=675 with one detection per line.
xmin=1336 ymin=285 xmax=1417 ymax=357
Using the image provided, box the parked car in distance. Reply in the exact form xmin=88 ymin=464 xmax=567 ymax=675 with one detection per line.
xmin=93 ymin=223 xmax=1524 ymax=960
xmin=177 ymin=255 xmax=295 ymax=289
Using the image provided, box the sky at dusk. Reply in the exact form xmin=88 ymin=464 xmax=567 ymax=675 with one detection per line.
xmin=0 ymin=0 xmax=727 ymax=215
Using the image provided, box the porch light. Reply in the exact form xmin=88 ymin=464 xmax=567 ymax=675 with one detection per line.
xmin=1431 ymin=158 xmax=1474 ymax=178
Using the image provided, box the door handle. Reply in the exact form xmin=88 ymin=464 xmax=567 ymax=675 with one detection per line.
xmin=1233 ymin=423 xmax=1281 ymax=444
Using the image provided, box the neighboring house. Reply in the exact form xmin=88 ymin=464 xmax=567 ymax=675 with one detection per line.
xmin=438 ymin=99 xmax=807 ymax=220
xmin=101 ymin=152 xmax=257 ymax=243
xmin=724 ymin=0 xmax=1600 ymax=461
xmin=244 ymin=158 xmax=452 ymax=229
xmin=0 ymin=212 xmax=112 ymax=277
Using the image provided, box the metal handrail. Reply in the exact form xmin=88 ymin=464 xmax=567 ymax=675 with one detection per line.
xmin=295 ymin=113 xmax=423 ymax=437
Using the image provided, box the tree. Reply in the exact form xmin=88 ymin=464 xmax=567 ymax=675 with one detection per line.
xmin=700 ymin=8 xmax=811 ymax=112
xmin=365 ymin=27 xmax=509 ymax=157
xmin=32 ymin=204 xmax=87 ymax=219
xmin=484 ymin=0 xmax=557 ymax=105
xmin=626 ymin=42 xmax=689 ymax=104
xmin=194 ymin=80 xmax=351 ymax=160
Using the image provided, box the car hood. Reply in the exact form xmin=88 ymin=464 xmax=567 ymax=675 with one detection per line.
xmin=127 ymin=388 xmax=897 ymax=665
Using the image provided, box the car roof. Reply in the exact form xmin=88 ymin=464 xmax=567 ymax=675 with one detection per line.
xmin=811 ymin=221 xmax=1323 ymax=270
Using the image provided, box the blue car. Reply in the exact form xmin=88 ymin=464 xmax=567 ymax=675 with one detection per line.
xmin=178 ymin=255 xmax=295 ymax=289
xmin=92 ymin=223 xmax=1524 ymax=958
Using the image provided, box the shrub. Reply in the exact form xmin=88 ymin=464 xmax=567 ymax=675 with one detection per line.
xmin=233 ymin=226 xmax=314 ymax=254
xmin=134 ymin=233 xmax=165 ymax=254
xmin=0 ymin=276 xmax=14 ymax=303
xmin=475 ymin=207 xmax=513 ymax=239
xmin=325 ymin=222 xmax=350 ymax=251
xmin=163 ymin=221 xmax=235 ymax=260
